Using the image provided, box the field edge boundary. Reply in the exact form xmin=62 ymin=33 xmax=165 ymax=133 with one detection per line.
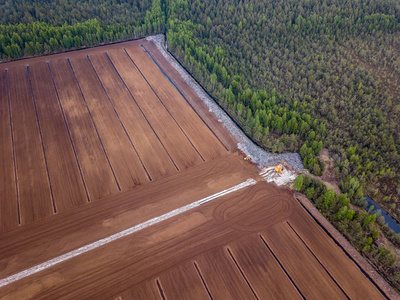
xmin=144 ymin=35 xmax=305 ymax=171
xmin=293 ymin=191 xmax=396 ymax=299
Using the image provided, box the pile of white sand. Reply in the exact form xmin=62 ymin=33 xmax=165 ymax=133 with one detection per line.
xmin=259 ymin=166 xmax=298 ymax=186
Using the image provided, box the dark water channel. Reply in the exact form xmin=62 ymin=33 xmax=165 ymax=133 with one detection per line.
xmin=363 ymin=195 xmax=400 ymax=234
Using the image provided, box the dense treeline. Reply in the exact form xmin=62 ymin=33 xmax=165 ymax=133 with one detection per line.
xmin=0 ymin=0 xmax=149 ymax=26
xmin=167 ymin=14 xmax=327 ymax=174
xmin=0 ymin=0 xmax=165 ymax=60
xmin=165 ymin=0 xmax=400 ymax=221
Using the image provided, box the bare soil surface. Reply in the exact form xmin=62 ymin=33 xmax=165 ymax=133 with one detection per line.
xmin=0 ymin=38 xmax=394 ymax=299
xmin=6 ymin=65 xmax=53 ymax=225
xmin=0 ymin=179 xmax=385 ymax=299
xmin=0 ymin=39 xmax=225 ymax=231
xmin=0 ymin=69 xmax=18 ymax=232
xmin=69 ymin=55 xmax=150 ymax=189
xmin=88 ymin=52 xmax=177 ymax=180
xmin=49 ymin=58 xmax=120 ymax=202
xmin=107 ymin=47 xmax=204 ymax=169
xmin=29 ymin=61 xmax=88 ymax=211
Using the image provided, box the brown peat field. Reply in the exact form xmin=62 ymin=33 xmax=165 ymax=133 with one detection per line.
xmin=0 ymin=38 xmax=391 ymax=299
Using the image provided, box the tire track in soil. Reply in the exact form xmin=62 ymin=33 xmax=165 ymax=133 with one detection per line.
xmin=0 ymin=179 xmax=256 ymax=290
xmin=0 ymin=154 xmax=249 ymax=282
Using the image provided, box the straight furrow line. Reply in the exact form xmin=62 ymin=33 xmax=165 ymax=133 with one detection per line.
xmin=193 ymin=262 xmax=213 ymax=300
xmin=0 ymin=179 xmax=256 ymax=288
xmin=47 ymin=62 xmax=91 ymax=203
xmin=5 ymin=69 xmax=21 ymax=224
xmin=123 ymin=48 xmax=206 ymax=163
xmin=226 ymin=248 xmax=259 ymax=300
xmin=104 ymin=51 xmax=179 ymax=172
xmin=141 ymin=44 xmax=229 ymax=152
xmin=259 ymin=234 xmax=306 ymax=300
xmin=292 ymin=195 xmax=386 ymax=294
xmin=86 ymin=54 xmax=152 ymax=182
xmin=67 ymin=58 xmax=121 ymax=191
xmin=156 ymin=280 xmax=166 ymax=300
xmin=26 ymin=66 xmax=57 ymax=213
xmin=286 ymin=221 xmax=350 ymax=299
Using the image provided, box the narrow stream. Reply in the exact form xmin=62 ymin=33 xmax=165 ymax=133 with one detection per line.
xmin=363 ymin=195 xmax=400 ymax=234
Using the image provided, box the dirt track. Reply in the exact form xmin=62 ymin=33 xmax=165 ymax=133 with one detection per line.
xmin=0 ymin=39 xmax=392 ymax=299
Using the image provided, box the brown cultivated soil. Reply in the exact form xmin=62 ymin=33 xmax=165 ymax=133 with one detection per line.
xmin=29 ymin=62 xmax=88 ymax=212
xmin=0 ymin=39 xmax=394 ymax=299
xmin=6 ymin=65 xmax=54 ymax=225
xmin=0 ymin=69 xmax=18 ymax=231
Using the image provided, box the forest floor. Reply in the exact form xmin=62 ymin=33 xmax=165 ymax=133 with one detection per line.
xmin=318 ymin=148 xmax=341 ymax=194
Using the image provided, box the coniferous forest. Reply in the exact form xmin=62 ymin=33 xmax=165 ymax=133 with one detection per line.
xmin=1 ymin=0 xmax=400 ymax=290
xmin=0 ymin=0 xmax=165 ymax=58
